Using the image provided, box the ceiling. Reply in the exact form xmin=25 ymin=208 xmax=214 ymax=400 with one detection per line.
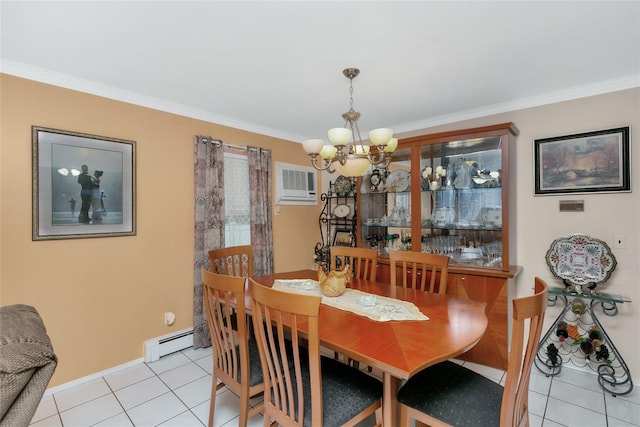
xmin=2 ymin=1 xmax=639 ymax=143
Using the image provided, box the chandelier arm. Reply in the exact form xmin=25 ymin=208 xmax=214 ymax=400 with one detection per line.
xmin=381 ymin=154 xmax=392 ymax=169
xmin=366 ymin=152 xmax=383 ymax=165
xmin=366 ymin=152 xmax=393 ymax=168
xmin=336 ymin=149 xmax=348 ymax=166
xmin=309 ymin=154 xmax=333 ymax=171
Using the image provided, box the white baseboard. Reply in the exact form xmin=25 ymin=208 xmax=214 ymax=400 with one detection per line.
xmin=44 ymin=328 xmax=195 ymax=396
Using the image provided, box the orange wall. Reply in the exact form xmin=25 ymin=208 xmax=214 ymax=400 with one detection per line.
xmin=0 ymin=75 xmax=320 ymax=386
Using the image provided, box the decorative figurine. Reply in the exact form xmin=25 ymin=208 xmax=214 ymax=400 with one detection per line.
xmin=318 ymin=265 xmax=351 ymax=297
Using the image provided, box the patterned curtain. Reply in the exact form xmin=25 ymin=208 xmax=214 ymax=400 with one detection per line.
xmin=248 ymin=147 xmax=274 ymax=275
xmin=193 ymin=136 xmax=224 ymax=349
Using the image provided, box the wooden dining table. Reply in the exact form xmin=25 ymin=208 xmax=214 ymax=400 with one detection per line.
xmin=250 ymin=270 xmax=488 ymax=426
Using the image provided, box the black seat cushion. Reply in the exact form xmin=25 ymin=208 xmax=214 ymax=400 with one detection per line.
xmin=396 ymin=360 xmax=503 ymax=426
xmin=298 ymin=356 xmax=383 ymax=427
xmin=246 ymin=337 xmax=264 ymax=387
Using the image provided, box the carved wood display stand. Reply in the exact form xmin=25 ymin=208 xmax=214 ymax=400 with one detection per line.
xmin=534 ymin=288 xmax=633 ymax=396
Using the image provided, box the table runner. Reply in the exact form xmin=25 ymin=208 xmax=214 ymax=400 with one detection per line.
xmin=273 ymin=279 xmax=429 ymax=322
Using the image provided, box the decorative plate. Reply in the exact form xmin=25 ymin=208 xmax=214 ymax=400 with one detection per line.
xmin=385 ymin=169 xmax=410 ymax=192
xmin=334 ymin=175 xmax=353 ymax=196
xmin=545 ymin=234 xmax=617 ymax=289
xmin=369 ymin=169 xmax=383 ymax=192
xmin=333 ymin=203 xmax=351 ymax=218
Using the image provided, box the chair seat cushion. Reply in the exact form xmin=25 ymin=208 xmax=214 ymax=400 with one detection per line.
xmin=397 ymin=361 xmax=503 ymax=426
xmin=236 ymin=337 xmax=263 ymax=387
xmin=300 ymin=356 xmax=382 ymax=427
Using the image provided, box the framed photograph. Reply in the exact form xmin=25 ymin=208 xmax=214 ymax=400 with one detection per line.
xmin=32 ymin=126 xmax=136 ymax=240
xmin=332 ymin=229 xmax=353 ymax=247
xmin=534 ymin=127 xmax=630 ymax=195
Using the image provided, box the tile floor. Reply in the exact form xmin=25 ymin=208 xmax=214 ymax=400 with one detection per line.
xmin=30 ymin=346 xmax=639 ymax=427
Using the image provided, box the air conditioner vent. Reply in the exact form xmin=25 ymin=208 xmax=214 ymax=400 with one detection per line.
xmin=275 ymin=162 xmax=317 ymax=205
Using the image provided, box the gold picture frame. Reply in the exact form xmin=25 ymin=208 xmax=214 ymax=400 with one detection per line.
xmin=32 ymin=126 xmax=136 ymax=240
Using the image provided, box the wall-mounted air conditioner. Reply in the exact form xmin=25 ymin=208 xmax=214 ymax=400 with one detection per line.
xmin=275 ymin=162 xmax=317 ymax=205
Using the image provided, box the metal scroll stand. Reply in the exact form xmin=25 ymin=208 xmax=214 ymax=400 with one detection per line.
xmin=534 ymin=234 xmax=633 ymax=396
xmin=534 ymin=288 xmax=633 ymax=396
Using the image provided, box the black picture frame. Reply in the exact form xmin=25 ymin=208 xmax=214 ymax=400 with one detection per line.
xmin=332 ymin=229 xmax=353 ymax=247
xmin=32 ymin=126 xmax=136 ymax=240
xmin=534 ymin=127 xmax=630 ymax=195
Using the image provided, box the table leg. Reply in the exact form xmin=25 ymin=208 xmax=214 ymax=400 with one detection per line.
xmin=382 ymin=372 xmax=400 ymax=427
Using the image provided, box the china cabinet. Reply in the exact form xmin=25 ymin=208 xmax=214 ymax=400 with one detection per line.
xmin=357 ymin=122 xmax=521 ymax=369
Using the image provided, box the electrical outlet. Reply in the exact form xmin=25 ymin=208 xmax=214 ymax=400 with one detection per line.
xmin=164 ymin=312 xmax=176 ymax=326
xmin=613 ymin=236 xmax=626 ymax=249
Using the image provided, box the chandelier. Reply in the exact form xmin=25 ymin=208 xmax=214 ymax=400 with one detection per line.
xmin=301 ymin=68 xmax=398 ymax=177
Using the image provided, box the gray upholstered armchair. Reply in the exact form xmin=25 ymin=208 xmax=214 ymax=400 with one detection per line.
xmin=0 ymin=304 xmax=57 ymax=427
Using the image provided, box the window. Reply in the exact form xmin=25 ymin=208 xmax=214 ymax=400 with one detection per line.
xmin=223 ymin=152 xmax=251 ymax=246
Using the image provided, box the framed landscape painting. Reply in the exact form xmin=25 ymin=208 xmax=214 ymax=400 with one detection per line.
xmin=534 ymin=127 xmax=630 ymax=195
xmin=32 ymin=126 xmax=136 ymax=240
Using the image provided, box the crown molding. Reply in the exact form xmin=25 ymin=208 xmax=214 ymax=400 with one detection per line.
xmin=394 ymin=74 xmax=640 ymax=134
xmin=3 ymin=59 xmax=638 ymax=142
xmin=0 ymin=59 xmax=306 ymax=143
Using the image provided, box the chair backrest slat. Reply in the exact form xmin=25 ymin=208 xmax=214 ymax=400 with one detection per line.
xmin=389 ymin=251 xmax=449 ymax=294
xmin=209 ymin=245 xmax=253 ymax=277
xmin=330 ymin=246 xmax=378 ymax=281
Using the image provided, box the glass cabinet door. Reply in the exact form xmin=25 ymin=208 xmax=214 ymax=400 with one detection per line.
xmin=357 ymin=123 xmax=516 ymax=272
xmin=418 ymin=136 xmax=504 ymax=269
xmin=358 ymin=146 xmax=412 ymax=255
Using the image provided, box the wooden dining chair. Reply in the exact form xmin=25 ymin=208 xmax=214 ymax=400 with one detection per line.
xmin=389 ymin=250 xmax=449 ymax=294
xmin=330 ymin=246 xmax=378 ymax=281
xmin=329 ymin=246 xmax=379 ymax=369
xmin=397 ymin=277 xmax=548 ymax=427
xmin=208 ymin=245 xmax=253 ymax=277
xmin=248 ymin=278 xmax=383 ymax=427
xmin=201 ymin=268 xmax=264 ymax=427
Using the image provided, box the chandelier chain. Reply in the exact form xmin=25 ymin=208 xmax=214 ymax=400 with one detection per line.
xmin=348 ymin=76 xmax=355 ymax=114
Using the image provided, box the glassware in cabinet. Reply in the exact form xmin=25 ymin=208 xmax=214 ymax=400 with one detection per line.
xmin=357 ymin=122 xmax=518 ymax=273
xmin=417 ymin=133 xmax=507 ymax=269
xmin=358 ymin=146 xmax=412 ymax=255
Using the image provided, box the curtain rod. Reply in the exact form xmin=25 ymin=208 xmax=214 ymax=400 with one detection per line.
xmin=197 ymin=136 xmax=255 ymax=152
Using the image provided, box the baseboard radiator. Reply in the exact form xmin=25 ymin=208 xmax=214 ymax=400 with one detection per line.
xmin=144 ymin=328 xmax=193 ymax=363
